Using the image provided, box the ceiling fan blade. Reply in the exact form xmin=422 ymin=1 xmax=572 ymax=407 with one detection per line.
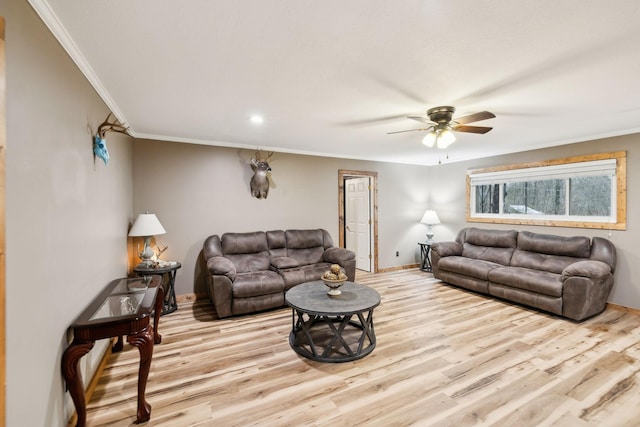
xmin=407 ymin=116 xmax=434 ymax=126
xmin=452 ymin=124 xmax=493 ymax=134
xmin=337 ymin=113 xmax=411 ymax=126
xmin=453 ymin=111 xmax=496 ymax=125
xmin=387 ymin=127 xmax=431 ymax=135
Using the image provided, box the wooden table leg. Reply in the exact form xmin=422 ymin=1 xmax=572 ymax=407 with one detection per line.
xmin=127 ymin=324 xmax=154 ymax=424
xmin=154 ymin=286 xmax=163 ymax=344
xmin=112 ymin=335 xmax=124 ymax=352
xmin=61 ymin=340 xmax=95 ymax=427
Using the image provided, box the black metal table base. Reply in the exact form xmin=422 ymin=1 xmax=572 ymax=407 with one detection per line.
xmin=161 ymin=269 xmax=178 ymax=315
xmin=418 ymin=242 xmax=432 ymax=272
xmin=133 ymin=263 xmax=181 ymax=315
xmin=289 ymin=309 xmax=376 ymax=363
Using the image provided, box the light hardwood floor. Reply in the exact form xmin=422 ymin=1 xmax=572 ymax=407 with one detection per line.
xmin=82 ymin=269 xmax=640 ymax=426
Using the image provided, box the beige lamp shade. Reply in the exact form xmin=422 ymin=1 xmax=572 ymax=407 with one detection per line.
xmin=420 ymin=210 xmax=441 ymax=225
xmin=129 ymin=213 xmax=166 ymax=268
xmin=128 ymin=213 xmax=166 ymax=237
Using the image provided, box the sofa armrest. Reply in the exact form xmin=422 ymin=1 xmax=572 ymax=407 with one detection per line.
xmin=562 ymin=260 xmax=611 ymax=281
xmin=323 ymin=247 xmax=356 ymax=282
xmin=323 ymin=247 xmax=355 ymax=265
xmin=430 ymin=241 xmax=463 ymax=280
xmin=431 ymin=241 xmax=463 ymax=258
xmin=271 ymin=256 xmax=299 ymax=270
xmin=207 ymin=256 xmax=237 ymax=281
xmin=561 ymin=260 xmax=614 ymax=321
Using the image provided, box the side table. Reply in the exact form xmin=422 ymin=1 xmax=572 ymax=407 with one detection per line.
xmin=134 ymin=262 xmax=181 ymax=315
xmin=418 ymin=242 xmax=432 ymax=272
xmin=285 ymin=281 xmax=381 ymax=363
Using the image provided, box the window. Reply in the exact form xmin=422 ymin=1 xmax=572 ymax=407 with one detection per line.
xmin=466 ymin=152 xmax=626 ymax=229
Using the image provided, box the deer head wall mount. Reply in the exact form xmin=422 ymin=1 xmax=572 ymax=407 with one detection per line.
xmin=93 ymin=113 xmax=130 ymax=165
xmin=250 ymin=149 xmax=274 ymax=199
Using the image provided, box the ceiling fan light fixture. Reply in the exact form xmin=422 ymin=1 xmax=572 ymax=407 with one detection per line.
xmin=422 ymin=131 xmax=437 ymax=147
xmin=436 ymin=129 xmax=456 ymax=149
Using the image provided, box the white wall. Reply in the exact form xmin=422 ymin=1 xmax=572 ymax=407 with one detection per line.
xmin=4 ymin=2 xmax=133 ymax=425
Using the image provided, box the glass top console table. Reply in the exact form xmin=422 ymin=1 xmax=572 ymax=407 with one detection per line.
xmin=61 ymin=276 xmax=163 ymax=426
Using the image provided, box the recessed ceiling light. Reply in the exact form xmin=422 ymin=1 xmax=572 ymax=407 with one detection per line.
xmin=250 ymin=114 xmax=264 ymax=124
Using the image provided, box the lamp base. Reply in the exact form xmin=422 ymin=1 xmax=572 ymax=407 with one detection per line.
xmin=137 ymin=237 xmax=156 ymax=268
xmin=425 ymin=236 xmax=435 ymax=245
xmin=425 ymin=226 xmax=435 ymax=244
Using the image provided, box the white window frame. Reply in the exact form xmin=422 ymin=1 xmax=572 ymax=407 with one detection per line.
xmin=466 ymin=151 xmax=627 ymax=230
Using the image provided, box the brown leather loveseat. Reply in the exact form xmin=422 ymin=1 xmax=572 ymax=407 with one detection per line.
xmin=431 ymin=227 xmax=616 ymax=321
xmin=203 ymin=229 xmax=356 ymax=318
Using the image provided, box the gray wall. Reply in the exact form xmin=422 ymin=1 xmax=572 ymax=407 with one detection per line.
xmin=132 ymin=139 xmax=431 ymax=297
xmin=4 ymin=2 xmax=133 ymax=426
xmin=133 ymin=135 xmax=640 ymax=311
xmin=426 ymin=134 xmax=640 ymax=308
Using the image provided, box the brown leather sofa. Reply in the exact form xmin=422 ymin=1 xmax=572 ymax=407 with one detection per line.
xmin=431 ymin=227 xmax=616 ymax=321
xmin=203 ymin=229 xmax=356 ymax=318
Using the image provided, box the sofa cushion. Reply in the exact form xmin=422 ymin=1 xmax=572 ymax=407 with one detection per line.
xmin=510 ymin=250 xmax=585 ymax=274
xmin=437 ymin=271 xmax=490 ymax=294
xmin=231 ymin=293 xmax=284 ymax=316
xmin=278 ymin=268 xmax=307 ymax=290
xmin=222 ymin=231 xmax=269 ymax=254
xmin=488 ymin=266 xmax=563 ymax=297
xmin=221 ymin=232 xmax=271 ymax=272
xmin=286 ymin=229 xmax=324 ymax=248
xmin=517 ymin=231 xmax=591 ymax=258
xmin=438 ymin=256 xmax=503 ymax=280
xmin=232 ymin=270 xmax=284 ymax=298
xmin=286 ymin=229 xmax=325 ymax=265
xmin=465 ymin=227 xmax=518 ymax=248
xmin=271 ymin=256 xmax=299 ymax=269
xmin=266 ymin=230 xmax=287 ymax=258
xmin=461 ymin=244 xmax=515 ymax=266
xmin=461 ymin=228 xmax=517 ymax=265
xmin=300 ymin=262 xmax=332 ymax=282
xmin=224 ymin=252 xmax=270 ymax=273
xmin=488 ymin=283 xmax=562 ymax=315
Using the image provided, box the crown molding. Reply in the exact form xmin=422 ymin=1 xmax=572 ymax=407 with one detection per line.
xmin=27 ymin=0 xmax=130 ymax=127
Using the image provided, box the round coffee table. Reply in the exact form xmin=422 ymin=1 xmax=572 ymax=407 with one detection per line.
xmin=285 ymin=281 xmax=381 ymax=363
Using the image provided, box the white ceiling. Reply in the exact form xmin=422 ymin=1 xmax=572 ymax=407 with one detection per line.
xmin=31 ymin=0 xmax=640 ymax=165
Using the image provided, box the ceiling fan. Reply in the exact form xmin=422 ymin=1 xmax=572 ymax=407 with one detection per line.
xmin=388 ymin=106 xmax=495 ymax=149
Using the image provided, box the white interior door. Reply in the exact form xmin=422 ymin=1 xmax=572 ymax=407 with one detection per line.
xmin=345 ymin=177 xmax=372 ymax=272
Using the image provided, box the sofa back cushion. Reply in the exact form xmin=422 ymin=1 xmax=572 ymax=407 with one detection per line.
xmin=286 ymin=229 xmax=325 ymax=266
xmin=266 ymin=230 xmax=287 ymax=258
xmin=461 ymin=228 xmax=518 ymax=266
xmin=517 ymin=231 xmax=591 ymax=258
xmin=510 ymin=231 xmax=591 ymax=274
xmin=590 ymin=236 xmax=617 ymax=272
xmin=221 ymin=232 xmax=271 ymax=273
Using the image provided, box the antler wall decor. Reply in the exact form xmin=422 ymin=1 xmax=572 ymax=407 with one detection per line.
xmin=93 ymin=113 xmax=130 ymax=165
xmin=250 ymin=149 xmax=274 ymax=199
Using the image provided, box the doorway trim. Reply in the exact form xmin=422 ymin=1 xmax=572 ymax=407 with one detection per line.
xmin=338 ymin=170 xmax=378 ymax=273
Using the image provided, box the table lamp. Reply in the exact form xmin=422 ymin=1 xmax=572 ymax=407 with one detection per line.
xmin=420 ymin=209 xmax=441 ymax=244
xmin=128 ymin=212 xmax=166 ymax=267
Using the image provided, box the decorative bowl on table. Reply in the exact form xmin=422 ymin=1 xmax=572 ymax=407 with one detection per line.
xmin=322 ymin=264 xmax=348 ymax=296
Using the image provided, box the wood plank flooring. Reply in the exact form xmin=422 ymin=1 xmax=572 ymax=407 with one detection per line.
xmin=82 ymin=269 xmax=640 ymax=426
